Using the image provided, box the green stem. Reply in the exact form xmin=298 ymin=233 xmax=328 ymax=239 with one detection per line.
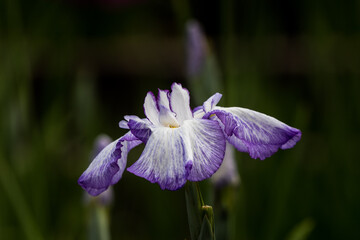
xmin=0 ymin=157 xmax=43 ymax=240
xmin=88 ymin=204 xmax=111 ymax=240
xmin=185 ymin=182 xmax=215 ymax=240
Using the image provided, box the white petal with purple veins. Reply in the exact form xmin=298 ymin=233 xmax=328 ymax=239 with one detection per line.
xmin=78 ymin=132 xmax=141 ymax=196
xmin=144 ymin=92 xmax=160 ymax=126
xmin=119 ymin=120 xmax=129 ymax=129
xmin=193 ymin=106 xmax=205 ymax=119
xmin=127 ymin=126 xmax=190 ymax=190
xmin=203 ymin=93 xmax=222 ymax=112
xmin=128 ymin=118 xmax=153 ymax=143
xmin=182 ymin=119 xmax=226 ymax=181
xmin=170 ymin=83 xmax=193 ymax=124
xmin=127 ymin=118 xmax=226 ymax=190
xmin=209 ymin=107 xmax=301 ymax=160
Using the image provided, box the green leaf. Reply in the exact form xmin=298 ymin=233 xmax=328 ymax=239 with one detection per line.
xmin=198 ymin=215 xmax=215 ymax=240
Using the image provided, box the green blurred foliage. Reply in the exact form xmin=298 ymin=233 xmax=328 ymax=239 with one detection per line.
xmin=0 ymin=0 xmax=359 ymax=239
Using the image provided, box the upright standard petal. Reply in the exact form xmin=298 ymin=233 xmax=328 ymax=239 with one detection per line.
xmin=144 ymin=92 xmax=160 ymax=126
xmin=127 ymin=126 xmax=189 ymax=190
xmin=157 ymin=89 xmax=170 ymax=110
xmin=192 ymin=92 xmax=223 ymax=119
xmin=170 ymin=83 xmax=193 ymax=124
xmin=78 ymin=132 xmax=142 ymax=196
xmin=208 ymin=107 xmax=301 ymax=160
xmin=203 ymin=93 xmax=222 ymax=112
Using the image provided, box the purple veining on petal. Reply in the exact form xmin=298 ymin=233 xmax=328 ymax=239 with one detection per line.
xmin=122 ymin=131 xmax=141 ymax=142
xmin=203 ymin=92 xmax=222 ymax=112
xmin=157 ymin=89 xmax=171 ymax=111
xmin=205 ymin=109 xmax=237 ymax=136
xmin=120 ymin=115 xmax=151 ymax=130
xmin=185 ymin=160 xmax=193 ymax=179
xmin=182 ymin=119 xmax=226 ymax=181
xmin=280 ymin=127 xmax=302 ymax=149
xmin=128 ymin=119 xmax=152 ymax=143
xmin=78 ymin=131 xmax=141 ymax=196
xmin=193 ymin=106 xmax=204 ymax=113
xmin=110 ymin=135 xmax=142 ymax=185
xmin=78 ymin=139 xmax=122 ymax=196
xmin=208 ymin=107 xmax=301 ymax=160
xmin=192 ymin=106 xmax=205 ymax=119
xmin=127 ymin=127 xmax=189 ymax=190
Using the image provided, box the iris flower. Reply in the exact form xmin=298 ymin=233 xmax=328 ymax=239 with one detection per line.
xmin=78 ymin=83 xmax=301 ymax=196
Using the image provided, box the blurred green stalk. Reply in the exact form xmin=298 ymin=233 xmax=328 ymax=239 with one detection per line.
xmin=0 ymin=157 xmax=43 ymax=240
xmin=185 ymin=182 xmax=215 ymax=240
xmin=88 ymin=203 xmax=111 ymax=240
xmin=286 ymin=218 xmax=315 ymax=240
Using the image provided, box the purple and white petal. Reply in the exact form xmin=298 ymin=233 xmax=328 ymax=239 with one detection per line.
xmin=128 ymin=118 xmax=153 ymax=143
xmin=193 ymin=92 xmax=222 ymax=119
xmin=193 ymin=106 xmax=205 ymax=119
xmin=119 ymin=120 xmax=129 ymax=129
xmin=78 ymin=132 xmax=142 ymax=196
xmin=170 ymin=83 xmax=193 ymax=124
xmin=119 ymin=115 xmax=152 ymax=130
xmin=144 ymin=92 xmax=160 ymax=126
xmin=203 ymin=93 xmax=222 ymax=112
xmin=208 ymin=107 xmax=301 ymax=160
xmin=158 ymin=105 xmax=179 ymax=128
xmin=127 ymin=127 xmax=190 ymax=190
xmin=157 ymin=89 xmax=170 ymax=110
xmin=182 ymin=119 xmax=226 ymax=181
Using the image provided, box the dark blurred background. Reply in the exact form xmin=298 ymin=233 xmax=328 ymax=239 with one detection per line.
xmin=0 ymin=0 xmax=359 ymax=239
